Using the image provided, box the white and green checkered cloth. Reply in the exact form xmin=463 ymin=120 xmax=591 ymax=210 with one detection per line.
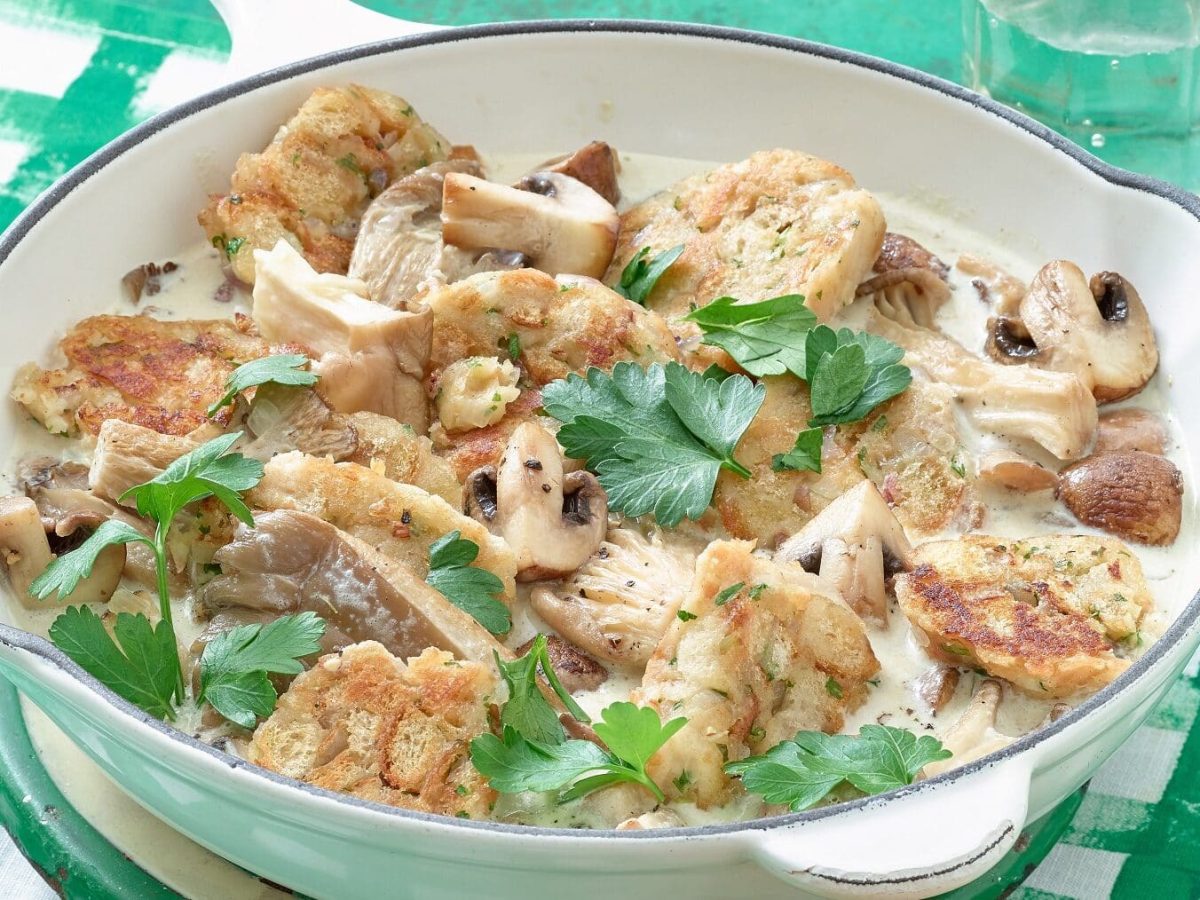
xmin=0 ymin=2 xmax=1195 ymax=898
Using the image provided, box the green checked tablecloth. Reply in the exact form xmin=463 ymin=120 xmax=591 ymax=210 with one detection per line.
xmin=0 ymin=2 xmax=1197 ymax=898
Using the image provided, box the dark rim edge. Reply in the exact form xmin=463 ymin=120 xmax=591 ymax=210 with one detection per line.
xmin=0 ymin=18 xmax=1197 ymax=846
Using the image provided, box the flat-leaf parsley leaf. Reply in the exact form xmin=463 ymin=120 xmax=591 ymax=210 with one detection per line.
xmin=616 ymin=245 xmax=684 ymax=304
xmin=684 ymin=294 xmax=816 ymax=377
xmin=425 ymin=531 xmax=511 ymax=635
xmin=206 ymin=353 xmax=318 ymax=416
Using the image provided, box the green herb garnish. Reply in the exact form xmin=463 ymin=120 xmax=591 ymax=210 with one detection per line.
xmin=772 ymin=426 xmax=824 ymax=474
xmin=206 ymin=353 xmax=318 ymax=416
xmin=425 ymin=531 xmax=511 ymax=635
xmin=616 ymin=245 xmax=684 ymax=304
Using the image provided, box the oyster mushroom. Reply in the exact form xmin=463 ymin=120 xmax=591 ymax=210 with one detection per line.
xmin=240 ymin=384 xmax=359 ymax=463
xmin=90 ymin=420 xmax=208 ymax=503
xmin=923 ymin=679 xmax=1013 ymax=777
xmin=529 ymin=528 xmax=696 ymax=667
xmin=0 ymin=496 xmax=124 ymax=608
xmin=1095 ymin=408 xmax=1168 ymax=456
xmin=956 ymin=253 xmax=1026 ymax=314
xmin=775 ymin=481 xmax=912 ymax=623
xmin=1058 ymin=450 xmax=1183 ymax=545
xmin=464 ymin=423 xmax=607 ymax=581
xmin=913 ymin=664 xmax=960 ymax=713
xmin=988 ymin=262 xmax=1158 ymax=403
xmin=976 ymin=449 xmax=1058 ymax=493
xmin=441 ymin=171 xmax=619 ymax=278
xmin=530 ymin=141 xmax=621 ymax=206
xmin=856 ymin=233 xmax=951 ymax=329
xmin=347 ymin=159 xmax=526 ymax=308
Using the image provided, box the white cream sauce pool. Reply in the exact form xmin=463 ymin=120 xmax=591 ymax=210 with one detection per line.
xmin=4 ymin=151 xmax=1195 ymax=832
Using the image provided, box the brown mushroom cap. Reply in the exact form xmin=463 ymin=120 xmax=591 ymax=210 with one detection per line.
xmin=1095 ymin=408 xmax=1168 ymax=456
xmin=976 ymin=449 xmax=1058 ymax=493
xmin=1058 ymin=450 xmax=1183 ymax=545
xmin=514 ymin=634 xmax=608 ymax=693
xmin=534 ymin=141 xmax=620 ymax=207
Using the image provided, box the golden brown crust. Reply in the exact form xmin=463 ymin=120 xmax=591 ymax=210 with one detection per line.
xmin=250 ymin=643 xmax=497 ymax=818
xmin=11 ymin=315 xmax=281 ymax=436
xmin=635 ymin=540 xmax=878 ymax=808
xmin=198 ymin=85 xmax=450 ymax=284
xmin=604 ymin=149 xmax=884 ymax=323
xmin=896 ymin=534 xmax=1149 ymax=698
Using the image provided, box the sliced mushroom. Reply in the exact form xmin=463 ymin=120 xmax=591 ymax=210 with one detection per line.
xmin=198 ymin=509 xmax=505 ymax=665
xmin=531 ymin=141 xmax=620 ymax=206
xmin=976 ymin=449 xmax=1058 ymax=493
xmin=530 ymin=528 xmax=695 ymax=666
xmin=90 ymin=420 xmax=206 ymax=503
xmin=872 ymin=232 xmax=950 ymax=279
xmin=434 ymin=356 xmax=521 ymax=433
xmin=241 ymin=384 xmax=359 ymax=462
xmin=775 ymin=481 xmax=912 ymax=623
xmin=514 ymin=634 xmax=608 ymax=693
xmin=923 ymin=679 xmax=1013 ymax=777
xmin=913 ymin=664 xmax=961 ymax=713
xmin=956 ymin=253 xmax=1026 ymax=315
xmin=0 ymin=496 xmax=124 ymax=608
xmin=347 ymin=159 xmax=526 ymax=308
xmin=441 ymin=171 xmax=619 ymax=279
xmin=1058 ymin=450 xmax=1183 ymax=545
xmin=1095 ymin=408 xmax=1168 ymax=456
xmin=253 ymin=240 xmax=432 ymax=431
xmin=465 ymin=423 xmax=607 ymax=581
xmin=616 ymin=808 xmax=686 ymax=831
xmin=989 ymin=262 xmax=1159 ymax=402
xmin=870 ymin=305 xmax=1098 ymax=460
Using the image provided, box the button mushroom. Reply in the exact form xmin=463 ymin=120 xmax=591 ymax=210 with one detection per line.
xmin=514 ymin=634 xmax=608 ymax=693
xmin=441 ymin=171 xmax=619 ymax=279
xmin=534 ymin=141 xmax=621 ymax=206
xmin=1095 ymin=408 xmax=1168 ymax=456
xmin=988 ymin=261 xmax=1159 ymax=403
xmin=463 ymin=423 xmax=607 ymax=581
xmin=775 ymin=480 xmax=912 ymax=623
xmin=0 ymin=496 xmax=124 ymax=608
xmin=1058 ymin=450 xmax=1183 ymax=545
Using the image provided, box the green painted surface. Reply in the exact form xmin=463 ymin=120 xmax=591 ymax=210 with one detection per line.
xmin=0 ymin=2 xmax=1196 ymax=898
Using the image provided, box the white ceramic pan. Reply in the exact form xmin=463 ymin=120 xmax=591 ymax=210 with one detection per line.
xmin=0 ymin=4 xmax=1198 ymax=898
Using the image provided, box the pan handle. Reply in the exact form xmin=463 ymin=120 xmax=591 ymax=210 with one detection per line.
xmin=746 ymin=758 xmax=1034 ymax=898
xmin=210 ymin=0 xmax=440 ymax=80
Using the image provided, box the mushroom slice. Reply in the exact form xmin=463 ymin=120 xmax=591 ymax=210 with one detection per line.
xmin=1095 ymin=408 xmax=1168 ymax=456
xmin=529 ymin=528 xmax=695 ymax=667
xmin=923 ymin=679 xmax=1013 ymax=777
xmin=240 ymin=384 xmax=359 ymax=463
xmin=870 ymin=305 xmax=1097 ymax=460
xmin=464 ymin=423 xmax=607 ymax=581
xmin=252 ymin=240 xmax=432 ymax=432
xmin=1058 ymin=450 xmax=1183 ymax=545
xmin=976 ymin=449 xmax=1058 ymax=493
xmin=995 ymin=262 xmax=1159 ymax=402
xmin=347 ymin=159 xmax=526 ymax=308
xmin=514 ymin=634 xmax=608 ymax=693
xmin=198 ymin=509 xmax=506 ymax=665
xmin=0 ymin=497 xmax=124 ymax=608
xmin=441 ymin=171 xmax=619 ymax=278
xmin=616 ymin=808 xmax=686 ymax=831
xmin=871 ymin=232 xmax=950 ymax=279
xmin=896 ymin=534 xmax=1148 ymax=698
xmin=913 ymin=664 xmax=960 ymax=713
xmin=90 ymin=420 xmax=206 ymax=503
xmin=956 ymin=253 xmax=1026 ymax=315
xmin=530 ymin=141 xmax=620 ymax=206
xmin=775 ymin=481 xmax=912 ymax=623
xmin=434 ymin=357 xmax=521 ymax=433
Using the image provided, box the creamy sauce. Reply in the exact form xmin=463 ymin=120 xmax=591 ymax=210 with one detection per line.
xmin=3 ymin=151 xmax=1194 ymax=833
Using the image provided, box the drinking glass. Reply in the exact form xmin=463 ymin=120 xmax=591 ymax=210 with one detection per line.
xmin=963 ymin=0 xmax=1200 ymax=188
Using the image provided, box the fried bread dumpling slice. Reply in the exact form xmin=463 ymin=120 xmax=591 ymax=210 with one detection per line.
xmin=199 ymin=509 xmax=505 ymax=664
xmin=427 ymin=267 xmax=680 ymax=387
xmin=250 ymin=642 xmax=497 ymax=818
xmin=634 ymin=540 xmax=879 ymax=808
xmin=253 ymin=241 xmax=431 ymax=431
xmin=247 ymin=450 xmax=517 ymax=598
xmin=11 ymin=315 xmax=277 ymax=438
xmin=605 ymin=149 xmax=885 ymax=323
xmin=896 ymin=534 xmax=1151 ymax=699
xmin=199 ymin=85 xmax=450 ymax=284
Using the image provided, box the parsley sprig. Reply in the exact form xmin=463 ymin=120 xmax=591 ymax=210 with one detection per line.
xmin=685 ymin=295 xmax=911 ymax=429
xmin=198 ymin=612 xmax=326 ymax=728
xmin=772 ymin=426 xmax=823 ymax=473
xmin=206 ymin=353 xmax=318 ymax=416
xmin=493 ymin=634 xmax=590 ymax=744
xmin=724 ymin=725 xmax=951 ymax=811
xmin=616 ymin=245 xmax=684 ymax=304
xmin=425 ymin=531 xmax=511 ymax=635
xmin=30 ymin=433 xmax=265 ymax=717
xmin=542 ymin=362 xmax=764 ymax=526
xmin=471 ymin=703 xmax=687 ymax=803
